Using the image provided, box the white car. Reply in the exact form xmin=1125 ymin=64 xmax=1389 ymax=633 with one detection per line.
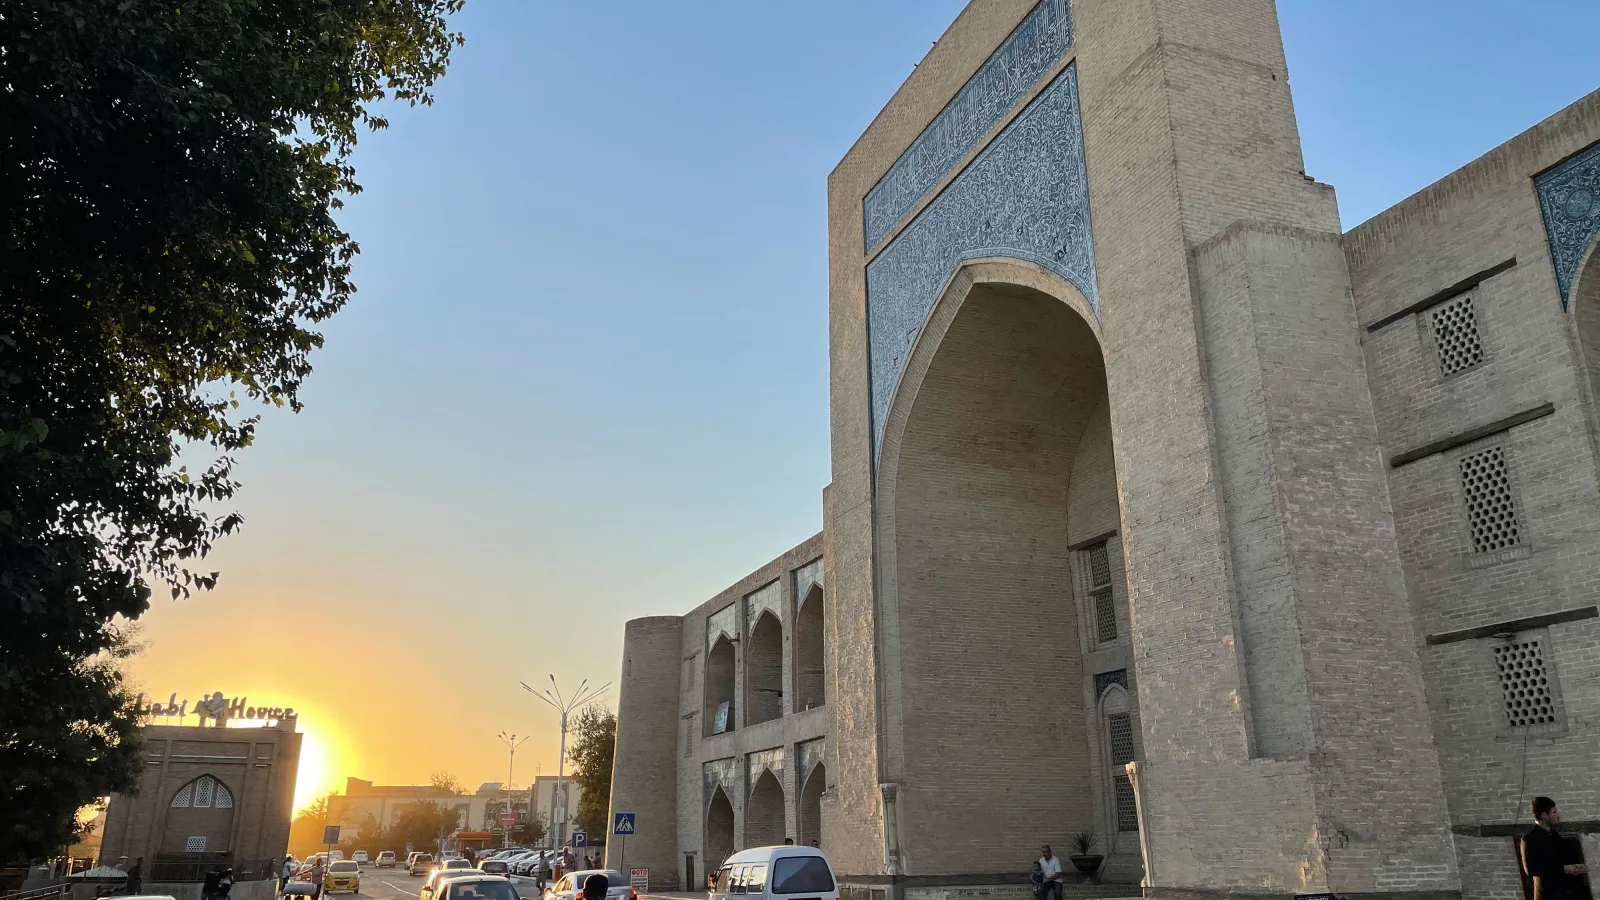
xmin=711 ymin=847 xmax=837 ymax=900
xmin=377 ymin=851 xmax=398 ymax=869
xmin=541 ymin=870 xmax=632 ymax=900
xmin=352 ymin=851 xmax=369 ymax=866
xmin=436 ymin=875 xmax=522 ymax=900
xmin=422 ymin=868 xmax=485 ymax=900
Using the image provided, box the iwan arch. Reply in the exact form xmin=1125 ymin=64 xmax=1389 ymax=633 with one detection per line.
xmin=608 ymin=0 xmax=1600 ymax=897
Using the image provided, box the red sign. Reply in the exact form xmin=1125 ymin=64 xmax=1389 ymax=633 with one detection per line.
xmin=498 ymin=812 xmax=516 ymax=827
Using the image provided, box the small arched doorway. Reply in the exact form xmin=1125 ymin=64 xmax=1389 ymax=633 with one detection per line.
xmin=795 ymin=585 xmax=825 ymax=711
xmin=704 ymin=636 xmax=736 ymax=734
xmin=746 ymin=770 xmax=785 ymax=848
xmin=745 ymin=612 xmax=783 ymax=725
xmin=160 ymin=774 xmax=236 ymax=854
xmin=797 ymin=763 xmax=825 ymax=849
xmin=705 ymin=786 xmax=735 ymax=875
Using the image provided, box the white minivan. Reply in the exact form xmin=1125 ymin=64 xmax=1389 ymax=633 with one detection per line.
xmin=712 ymin=847 xmax=837 ymax=900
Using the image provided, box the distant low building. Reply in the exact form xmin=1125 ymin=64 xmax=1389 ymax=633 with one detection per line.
xmin=100 ymin=710 xmax=300 ymax=871
xmin=328 ymin=776 xmax=583 ymax=850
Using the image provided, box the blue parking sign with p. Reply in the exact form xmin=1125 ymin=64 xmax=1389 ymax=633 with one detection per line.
xmin=571 ymin=831 xmax=587 ymax=848
xmin=613 ymin=813 xmax=635 ymax=835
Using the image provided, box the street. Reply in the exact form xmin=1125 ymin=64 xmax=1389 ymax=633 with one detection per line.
xmin=347 ymin=871 xmax=692 ymax=900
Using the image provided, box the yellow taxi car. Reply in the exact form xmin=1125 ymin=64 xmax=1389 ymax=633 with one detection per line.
xmin=324 ymin=860 xmax=361 ymax=893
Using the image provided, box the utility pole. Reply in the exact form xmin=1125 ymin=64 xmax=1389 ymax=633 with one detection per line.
xmin=520 ymin=675 xmax=609 ymax=854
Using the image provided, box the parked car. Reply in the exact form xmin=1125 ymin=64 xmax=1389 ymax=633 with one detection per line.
xmin=422 ymin=868 xmax=485 ymax=900
xmin=410 ymin=853 xmax=435 ymax=876
xmin=710 ymin=847 xmax=836 ymax=900
xmin=352 ymin=851 xmax=369 ymax=866
xmin=540 ymin=871 xmax=632 ymax=900
xmin=324 ymin=860 xmax=362 ymax=894
xmin=377 ymin=851 xmax=398 ymax=869
xmin=511 ymin=852 xmax=544 ymax=877
xmin=435 ymin=875 xmax=521 ymax=900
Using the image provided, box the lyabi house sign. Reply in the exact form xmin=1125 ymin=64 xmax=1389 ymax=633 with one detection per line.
xmin=137 ymin=691 xmax=297 ymax=727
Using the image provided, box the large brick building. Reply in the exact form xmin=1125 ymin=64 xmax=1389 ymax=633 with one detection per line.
xmin=608 ymin=1 xmax=1600 ymax=897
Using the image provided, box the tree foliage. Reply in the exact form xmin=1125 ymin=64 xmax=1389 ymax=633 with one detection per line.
xmin=429 ymin=772 xmax=464 ymax=796
xmin=566 ymin=707 xmax=616 ymax=840
xmin=510 ymin=813 xmax=547 ymax=849
xmin=287 ymin=792 xmax=336 ymax=859
xmin=0 ymin=0 xmax=463 ymax=866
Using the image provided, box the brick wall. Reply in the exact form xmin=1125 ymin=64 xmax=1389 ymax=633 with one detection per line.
xmin=608 ymin=616 xmax=683 ymax=890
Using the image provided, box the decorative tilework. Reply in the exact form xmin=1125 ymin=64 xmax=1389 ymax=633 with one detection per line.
xmin=862 ymin=0 xmax=1073 ymax=251
xmin=1095 ymin=668 xmax=1129 ymax=699
xmin=707 ymin=603 xmax=737 ymax=654
xmin=867 ymin=64 xmax=1097 ymax=453
xmin=794 ymin=559 xmax=823 ymax=613
xmin=798 ymin=738 xmax=826 ymax=787
xmin=746 ymin=581 xmax=781 ymax=635
xmin=746 ymin=747 xmax=785 ymax=794
xmin=703 ymin=757 xmax=737 ymax=810
xmin=1536 ymin=141 xmax=1600 ymax=309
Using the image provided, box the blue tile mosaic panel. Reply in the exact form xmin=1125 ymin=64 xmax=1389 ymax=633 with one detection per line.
xmin=703 ymin=757 xmax=737 ymax=810
xmin=707 ymin=603 xmax=737 ymax=653
xmin=1094 ymin=668 xmax=1128 ymax=699
xmin=745 ymin=581 xmax=781 ymax=635
xmin=866 ymin=64 xmax=1097 ymax=454
xmin=793 ymin=558 xmax=823 ymax=613
xmin=746 ymin=747 xmax=784 ymax=794
xmin=862 ymin=0 xmax=1073 ymax=251
xmin=797 ymin=738 xmax=825 ymax=787
xmin=1536 ymin=141 xmax=1600 ymax=309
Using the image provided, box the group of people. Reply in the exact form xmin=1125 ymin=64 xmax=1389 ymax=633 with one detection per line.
xmin=1020 ymin=796 xmax=1593 ymax=900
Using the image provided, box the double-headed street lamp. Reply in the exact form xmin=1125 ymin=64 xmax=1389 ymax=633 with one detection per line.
xmin=520 ymin=675 xmax=609 ymax=851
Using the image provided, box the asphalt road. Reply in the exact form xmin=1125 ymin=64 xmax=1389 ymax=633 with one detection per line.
xmin=348 ymin=868 xmax=690 ymax=900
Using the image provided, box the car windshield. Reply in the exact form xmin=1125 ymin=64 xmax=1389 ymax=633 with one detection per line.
xmin=445 ymin=882 xmax=520 ymax=900
xmin=331 ymin=862 xmax=358 ymax=873
xmin=446 ymin=859 xmax=472 ymax=868
xmin=771 ymin=858 xmax=834 ymax=894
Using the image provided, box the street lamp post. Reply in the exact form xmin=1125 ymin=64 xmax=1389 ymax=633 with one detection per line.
xmin=497 ymin=732 xmax=530 ymax=848
xmin=520 ymin=675 xmax=609 ymax=855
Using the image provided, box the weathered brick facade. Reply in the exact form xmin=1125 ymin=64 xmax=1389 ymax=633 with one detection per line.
xmin=609 ymin=1 xmax=1600 ymax=897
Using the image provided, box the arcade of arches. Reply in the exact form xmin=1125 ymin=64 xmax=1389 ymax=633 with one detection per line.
xmin=608 ymin=0 xmax=1600 ymax=895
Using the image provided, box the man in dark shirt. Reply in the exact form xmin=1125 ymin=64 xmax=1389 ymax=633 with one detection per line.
xmin=1524 ymin=796 xmax=1589 ymax=900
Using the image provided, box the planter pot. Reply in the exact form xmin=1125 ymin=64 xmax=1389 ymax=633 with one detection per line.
xmin=1068 ymin=855 xmax=1103 ymax=877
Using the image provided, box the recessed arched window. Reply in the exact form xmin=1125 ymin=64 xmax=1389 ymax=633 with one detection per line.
xmin=171 ymin=775 xmax=233 ymax=809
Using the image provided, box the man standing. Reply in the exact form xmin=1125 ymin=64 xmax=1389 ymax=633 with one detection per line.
xmin=125 ymin=858 xmax=143 ymax=895
xmin=1036 ymin=845 xmax=1064 ymax=900
xmin=1524 ymin=797 xmax=1589 ymax=900
xmin=309 ymin=857 xmax=326 ymax=900
xmin=281 ymin=858 xmax=297 ymax=895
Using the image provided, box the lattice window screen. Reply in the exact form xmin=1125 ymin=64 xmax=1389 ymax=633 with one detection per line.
xmin=1088 ymin=543 xmax=1117 ymax=643
xmin=1494 ymin=640 xmax=1558 ymax=727
xmin=186 ymin=836 xmax=207 ymax=853
xmin=1459 ymin=447 xmax=1521 ymax=553
xmin=1113 ymin=776 xmax=1139 ymax=832
xmin=1429 ymin=294 xmax=1486 ymax=376
xmin=194 ymin=776 xmax=214 ymax=808
xmin=1108 ymin=713 xmax=1136 ymax=765
xmin=215 ymin=782 xmax=233 ymax=809
xmin=684 ymin=717 xmax=695 ymax=759
xmin=171 ymin=783 xmax=193 ymax=808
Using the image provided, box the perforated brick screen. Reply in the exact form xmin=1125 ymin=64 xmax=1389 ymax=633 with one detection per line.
xmin=1108 ymin=712 xmax=1135 ymax=764
xmin=1429 ymin=294 xmax=1486 ymax=376
xmin=1459 ymin=447 xmax=1521 ymax=553
xmin=1114 ymin=775 xmax=1138 ymax=832
xmin=1493 ymin=640 xmax=1558 ymax=728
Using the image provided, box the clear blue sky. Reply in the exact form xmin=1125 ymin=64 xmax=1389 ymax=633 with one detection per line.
xmin=130 ymin=0 xmax=1600 ymax=801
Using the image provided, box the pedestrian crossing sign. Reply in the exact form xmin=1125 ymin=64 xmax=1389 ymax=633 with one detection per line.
xmin=613 ymin=813 xmax=636 ymax=835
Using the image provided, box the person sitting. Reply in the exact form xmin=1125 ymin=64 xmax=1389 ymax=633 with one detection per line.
xmin=1036 ymin=845 xmax=1064 ymax=900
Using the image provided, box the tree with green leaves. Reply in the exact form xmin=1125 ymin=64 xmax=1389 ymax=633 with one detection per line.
xmin=566 ymin=707 xmax=617 ymax=840
xmin=0 ymin=0 xmax=465 ymax=866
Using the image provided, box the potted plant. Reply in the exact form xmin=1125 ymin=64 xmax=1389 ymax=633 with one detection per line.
xmin=1068 ymin=829 xmax=1103 ymax=878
